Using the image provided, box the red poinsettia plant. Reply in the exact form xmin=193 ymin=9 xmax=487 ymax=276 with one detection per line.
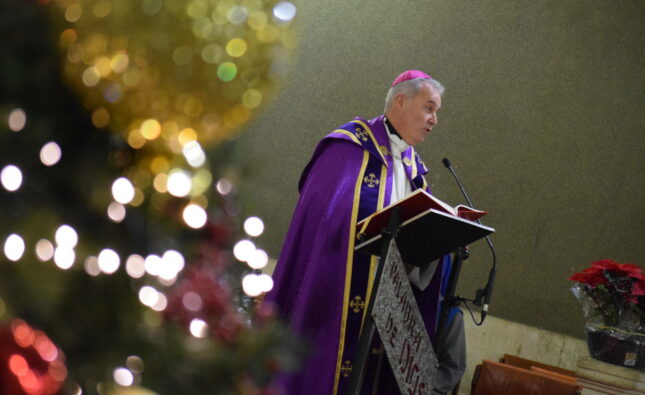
xmin=569 ymin=259 xmax=645 ymax=333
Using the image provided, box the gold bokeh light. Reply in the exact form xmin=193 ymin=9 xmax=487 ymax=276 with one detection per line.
xmin=140 ymin=119 xmax=162 ymax=140
xmin=50 ymin=0 xmax=297 ymax=215
xmin=51 ymin=0 xmax=297 ymax=152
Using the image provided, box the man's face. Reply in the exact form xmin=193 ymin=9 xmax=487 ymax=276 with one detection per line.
xmin=394 ymin=84 xmax=442 ymax=146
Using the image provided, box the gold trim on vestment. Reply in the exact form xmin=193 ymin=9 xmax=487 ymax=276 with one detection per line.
xmin=411 ymin=148 xmax=419 ymax=179
xmin=379 ymin=145 xmax=391 ymax=157
xmin=351 ymin=119 xmax=388 ymax=167
xmin=333 ymin=150 xmax=370 ymax=395
xmin=333 ymin=129 xmax=361 ymax=145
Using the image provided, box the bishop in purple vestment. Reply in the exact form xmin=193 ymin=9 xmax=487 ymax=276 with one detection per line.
xmin=266 ymin=71 xmax=466 ymax=395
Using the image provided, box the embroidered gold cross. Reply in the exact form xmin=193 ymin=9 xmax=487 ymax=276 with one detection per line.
xmin=363 ymin=173 xmax=379 ymax=188
xmin=355 ymin=128 xmax=368 ymax=141
xmin=341 ymin=360 xmax=353 ymax=377
xmin=349 ymin=295 xmax=365 ymax=313
xmin=379 ymin=145 xmax=391 ymax=157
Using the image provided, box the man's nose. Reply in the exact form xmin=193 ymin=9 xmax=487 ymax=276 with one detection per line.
xmin=428 ymin=114 xmax=437 ymax=126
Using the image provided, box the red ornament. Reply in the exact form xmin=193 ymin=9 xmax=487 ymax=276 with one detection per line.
xmin=0 ymin=319 xmax=67 ymax=395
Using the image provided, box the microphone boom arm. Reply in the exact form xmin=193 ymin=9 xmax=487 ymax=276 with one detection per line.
xmin=442 ymin=157 xmax=497 ymax=325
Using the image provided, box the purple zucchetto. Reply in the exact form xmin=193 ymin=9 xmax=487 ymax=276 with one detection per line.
xmin=391 ymin=70 xmax=432 ymax=87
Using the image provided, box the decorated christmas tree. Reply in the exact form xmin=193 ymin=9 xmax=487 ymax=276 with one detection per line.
xmin=0 ymin=0 xmax=301 ymax=393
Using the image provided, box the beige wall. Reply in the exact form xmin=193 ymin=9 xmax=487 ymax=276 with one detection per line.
xmin=237 ymin=1 xmax=645 ymax=338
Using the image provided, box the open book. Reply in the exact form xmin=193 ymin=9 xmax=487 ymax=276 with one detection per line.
xmin=356 ymin=189 xmax=487 ymax=240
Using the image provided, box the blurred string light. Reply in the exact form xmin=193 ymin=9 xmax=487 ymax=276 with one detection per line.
xmin=182 ymin=292 xmax=203 ymax=312
xmin=216 ymin=178 xmax=232 ymax=195
xmin=138 ymin=285 xmax=167 ymax=311
xmin=54 ymin=247 xmax=75 ymax=270
xmin=273 ymin=1 xmax=297 ymax=22
xmin=167 ymin=170 xmax=192 ymax=197
xmin=125 ymin=254 xmax=145 ymax=279
xmin=55 ymin=224 xmax=78 ymax=248
xmin=1 ymin=165 xmax=23 ymax=192
xmin=233 ymin=239 xmax=255 ymax=262
xmin=35 ymin=239 xmax=55 ymax=262
xmin=242 ymin=273 xmax=273 ymax=297
xmin=107 ymin=201 xmax=126 ymax=222
xmin=243 ymin=216 xmax=264 ymax=237
xmin=182 ymin=204 xmax=207 ymax=229
xmin=4 ymin=234 xmax=25 ymax=262
xmin=182 ymin=141 xmax=206 ymax=167
xmin=177 ymin=128 xmax=197 ymax=147
xmin=111 ymin=177 xmax=135 ymax=204
xmin=113 ymin=367 xmax=134 ymax=387
xmin=246 ymin=249 xmax=269 ymax=270
xmin=225 ymin=38 xmax=247 ymax=58
xmin=54 ymin=224 xmax=77 ymax=269
xmin=217 ymin=62 xmax=237 ymax=82
xmin=138 ymin=286 xmax=159 ymax=307
xmin=11 ymin=320 xmax=34 ymax=348
xmin=98 ymin=248 xmax=120 ymax=274
xmin=189 ymin=318 xmax=209 ymax=338
xmin=158 ymin=250 xmax=185 ymax=281
xmin=143 ymin=254 xmax=162 ymax=277
xmin=257 ymin=273 xmax=274 ymax=292
xmin=84 ymin=256 xmax=101 ymax=276
xmin=7 ymin=108 xmax=26 ymax=132
xmin=152 ymin=173 xmax=168 ymax=193
xmin=140 ymin=119 xmax=161 ymax=140
xmin=39 ymin=142 xmax=62 ymax=166
xmin=139 ymin=251 xmax=185 ymax=281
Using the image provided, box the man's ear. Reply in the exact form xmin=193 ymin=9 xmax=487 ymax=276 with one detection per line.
xmin=394 ymin=92 xmax=406 ymax=108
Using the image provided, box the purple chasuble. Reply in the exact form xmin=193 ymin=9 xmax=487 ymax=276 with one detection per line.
xmin=267 ymin=115 xmax=448 ymax=394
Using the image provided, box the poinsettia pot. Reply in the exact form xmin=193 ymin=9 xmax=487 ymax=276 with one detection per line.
xmin=586 ymin=327 xmax=645 ymax=371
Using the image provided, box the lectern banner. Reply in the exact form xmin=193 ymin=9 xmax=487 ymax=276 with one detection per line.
xmin=372 ymin=239 xmax=437 ymax=395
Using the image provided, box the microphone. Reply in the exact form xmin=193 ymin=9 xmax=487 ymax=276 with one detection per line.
xmin=442 ymin=157 xmax=497 ymax=323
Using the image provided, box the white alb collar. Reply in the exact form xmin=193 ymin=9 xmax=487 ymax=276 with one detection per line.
xmin=384 ymin=119 xmax=410 ymax=157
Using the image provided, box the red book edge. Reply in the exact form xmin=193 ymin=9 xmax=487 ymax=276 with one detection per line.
xmin=356 ymin=189 xmax=487 ymax=239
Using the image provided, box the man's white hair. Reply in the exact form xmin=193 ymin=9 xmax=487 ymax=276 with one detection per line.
xmin=384 ymin=78 xmax=445 ymax=113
